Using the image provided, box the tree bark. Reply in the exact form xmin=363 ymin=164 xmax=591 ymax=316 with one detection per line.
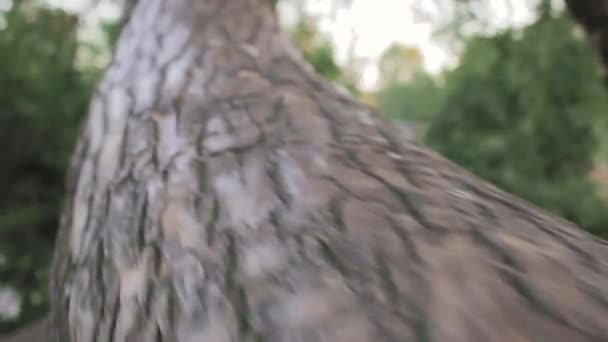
xmin=50 ymin=0 xmax=608 ymax=341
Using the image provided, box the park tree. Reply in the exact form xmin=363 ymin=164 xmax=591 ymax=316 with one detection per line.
xmin=424 ymin=8 xmax=608 ymax=239
xmin=374 ymin=44 xmax=443 ymax=130
xmin=3 ymin=0 xmax=608 ymax=341
xmin=564 ymin=0 xmax=608 ymax=81
xmin=0 ymin=1 xmax=97 ymax=333
xmin=288 ymin=15 xmax=360 ymax=95
xmin=375 ymin=1 xmax=608 ymax=240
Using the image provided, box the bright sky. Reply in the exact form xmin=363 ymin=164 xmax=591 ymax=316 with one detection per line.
xmin=278 ymin=0 xmax=537 ymax=87
xmin=280 ymin=0 xmax=452 ymax=78
xmin=46 ymin=0 xmax=538 ymax=88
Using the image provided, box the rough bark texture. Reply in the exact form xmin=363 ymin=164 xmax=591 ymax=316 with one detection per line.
xmin=565 ymin=0 xmax=608 ymax=81
xmin=50 ymin=0 xmax=608 ymax=341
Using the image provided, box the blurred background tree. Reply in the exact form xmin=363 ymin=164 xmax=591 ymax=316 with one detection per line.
xmin=376 ymin=1 xmax=608 ymax=238
xmin=1 ymin=0 xmax=608 ymax=335
xmin=373 ymin=43 xmax=443 ymax=134
xmin=288 ymin=14 xmax=361 ymax=95
xmin=0 ymin=0 xmax=101 ymax=333
xmin=425 ymin=7 xmax=608 ymax=238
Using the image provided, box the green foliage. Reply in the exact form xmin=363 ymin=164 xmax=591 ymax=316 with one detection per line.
xmin=289 ymin=16 xmax=359 ymax=95
xmin=424 ymin=12 xmax=608 ymax=237
xmin=0 ymin=1 xmax=97 ymax=332
xmin=374 ymin=44 xmax=444 ymax=139
xmin=376 ymin=71 xmax=443 ymax=123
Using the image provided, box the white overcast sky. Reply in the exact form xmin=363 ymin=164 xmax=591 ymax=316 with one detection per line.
xmin=45 ymin=0 xmax=538 ymax=88
xmin=279 ymin=0 xmax=537 ymax=86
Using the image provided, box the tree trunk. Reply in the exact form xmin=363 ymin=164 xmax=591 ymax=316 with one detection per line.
xmin=50 ymin=0 xmax=608 ymax=341
xmin=565 ymin=0 xmax=608 ymax=81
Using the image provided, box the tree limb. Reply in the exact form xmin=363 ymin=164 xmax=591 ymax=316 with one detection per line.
xmin=48 ymin=0 xmax=608 ymax=341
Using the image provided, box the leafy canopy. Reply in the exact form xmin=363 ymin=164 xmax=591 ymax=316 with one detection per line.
xmin=424 ymin=12 xmax=608 ymax=237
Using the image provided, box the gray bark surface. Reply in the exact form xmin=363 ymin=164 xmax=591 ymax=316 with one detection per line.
xmin=50 ymin=0 xmax=608 ymax=341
